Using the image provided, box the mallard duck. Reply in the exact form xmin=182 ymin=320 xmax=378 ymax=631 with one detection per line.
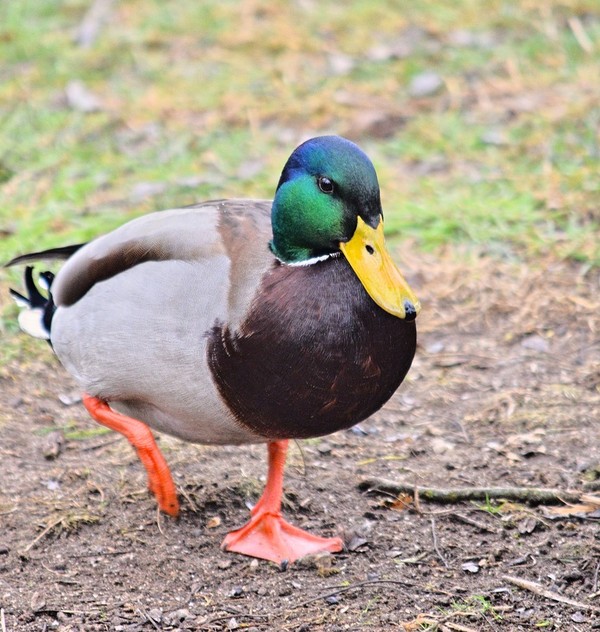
xmin=7 ymin=135 xmax=419 ymax=564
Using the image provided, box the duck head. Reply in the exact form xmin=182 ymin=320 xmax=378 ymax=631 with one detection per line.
xmin=270 ymin=135 xmax=421 ymax=320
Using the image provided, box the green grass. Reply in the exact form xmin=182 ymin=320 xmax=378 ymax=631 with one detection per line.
xmin=1 ymin=0 xmax=599 ymax=335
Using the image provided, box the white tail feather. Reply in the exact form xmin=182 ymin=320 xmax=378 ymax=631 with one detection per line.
xmin=17 ymin=309 xmax=50 ymax=340
xmin=10 ymin=294 xmax=30 ymax=309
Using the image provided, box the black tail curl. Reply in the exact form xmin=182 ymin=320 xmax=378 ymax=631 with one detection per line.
xmin=9 ymin=266 xmax=56 ymax=340
xmin=6 ymin=242 xmax=85 ymax=341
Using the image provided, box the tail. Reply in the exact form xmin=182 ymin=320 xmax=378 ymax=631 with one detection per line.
xmin=9 ymin=267 xmax=56 ymax=340
xmin=6 ymin=243 xmax=85 ymax=341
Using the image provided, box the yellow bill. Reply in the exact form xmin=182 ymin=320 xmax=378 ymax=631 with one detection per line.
xmin=340 ymin=216 xmax=421 ymax=320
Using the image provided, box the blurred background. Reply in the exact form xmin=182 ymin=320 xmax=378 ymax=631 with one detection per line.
xmin=0 ymin=0 xmax=598 ymax=269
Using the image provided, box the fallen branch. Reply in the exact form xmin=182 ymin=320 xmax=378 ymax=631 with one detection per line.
xmin=358 ymin=478 xmax=583 ymax=505
xmin=503 ymin=575 xmax=600 ymax=613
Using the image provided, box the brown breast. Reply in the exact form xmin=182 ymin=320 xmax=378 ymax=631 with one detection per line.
xmin=207 ymin=256 xmax=416 ymax=440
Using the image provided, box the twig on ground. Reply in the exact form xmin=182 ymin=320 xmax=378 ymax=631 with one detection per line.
xmin=22 ymin=517 xmax=63 ymax=553
xmin=503 ymin=575 xmax=600 ymax=613
xmin=196 ymin=612 xmax=269 ymax=628
xmin=1 ymin=607 xmax=6 ymax=632
xmin=155 ymin=505 xmax=166 ymax=537
xmin=402 ymin=613 xmax=483 ymax=632
xmin=79 ymin=437 xmax=122 ymax=452
xmin=413 ymin=480 xmax=422 ymax=513
xmin=358 ymin=478 xmax=583 ymax=505
xmin=139 ymin=607 xmax=161 ymax=631
xmin=177 ymin=485 xmax=200 ymax=513
xmin=444 ymin=622 xmax=479 ymax=632
xmin=288 ymin=579 xmax=416 ymax=611
xmin=450 ymin=513 xmax=499 ymax=534
xmin=430 ymin=516 xmax=448 ymax=568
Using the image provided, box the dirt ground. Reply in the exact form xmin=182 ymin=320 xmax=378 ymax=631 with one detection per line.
xmin=1 ymin=251 xmax=599 ymax=631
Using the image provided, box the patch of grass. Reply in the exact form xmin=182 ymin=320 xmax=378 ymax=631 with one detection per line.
xmin=450 ymin=594 xmax=503 ymax=622
xmin=472 ymin=495 xmax=507 ymax=516
xmin=34 ymin=421 xmax=110 ymax=440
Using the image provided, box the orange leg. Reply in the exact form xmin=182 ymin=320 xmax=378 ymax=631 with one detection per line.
xmin=82 ymin=394 xmax=179 ymax=516
xmin=221 ymin=440 xmax=343 ymax=564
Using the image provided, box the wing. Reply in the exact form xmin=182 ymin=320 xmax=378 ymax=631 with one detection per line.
xmin=45 ymin=200 xmax=274 ymax=321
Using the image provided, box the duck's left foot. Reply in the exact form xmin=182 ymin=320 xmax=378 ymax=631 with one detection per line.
xmin=222 ymin=508 xmax=343 ymax=564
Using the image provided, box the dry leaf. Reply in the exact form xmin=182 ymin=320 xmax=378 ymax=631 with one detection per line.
xmin=206 ymin=516 xmax=221 ymax=529
xmin=545 ymin=494 xmax=600 ymax=518
xmin=388 ymin=493 xmax=413 ymax=512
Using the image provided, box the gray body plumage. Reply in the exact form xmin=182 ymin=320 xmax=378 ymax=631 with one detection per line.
xmin=50 ymin=200 xmax=274 ymax=445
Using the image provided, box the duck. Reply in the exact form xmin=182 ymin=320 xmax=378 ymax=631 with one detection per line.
xmin=6 ymin=135 xmax=420 ymax=565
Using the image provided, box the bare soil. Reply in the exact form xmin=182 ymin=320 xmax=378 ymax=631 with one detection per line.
xmin=1 ymin=252 xmax=599 ymax=631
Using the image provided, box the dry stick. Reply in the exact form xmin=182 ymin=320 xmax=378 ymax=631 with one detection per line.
xmin=502 ymin=575 xmax=600 ymax=613
xmin=444 ymin=622 xmax=479 ymax=632
xmin=410 ymin=614 xmax=481 ymax=632
xmin=139 ymin=608 xmax=161 ymax=632
xmin=22 ymin=517 xmax=64 ymax=553
xmin=0 ymin=608 xmax=6 ymax=632
xmin=450 ymin=513 xmax=499 ymax=534
xmin=287 ymin=579 xmax=416 ymax=611
xmin=430 ymin=516 xmax=448 ymax=568
xmin=198 ymin=613 xmax=269 ymax=628
xmin=358 ymin=478 xmax=583 ymax=505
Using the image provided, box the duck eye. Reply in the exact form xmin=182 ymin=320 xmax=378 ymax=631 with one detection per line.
xmin=317 ymin=176 xmax=334 ymax=194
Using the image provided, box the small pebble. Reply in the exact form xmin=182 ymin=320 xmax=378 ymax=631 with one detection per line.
xmin=317 ymin=442 xmax=332 ymax=455
xmin=408 ymin=71 xmax=444 ymax=98
xmin=146 ymin=608 xmax=162 ymax=623
xmin=521 ymin=335 xmax=550 ymax=353
xmin=169 ymin=608 xmax=190 ymax=622
xmin=42 ymin=430 xmax=64 ymax=460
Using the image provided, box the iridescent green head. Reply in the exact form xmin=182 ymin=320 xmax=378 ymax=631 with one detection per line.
xmin=270 ymin=136 xmax=382 ymax=264
xmin=270 ymin=135 xmax=420 ymax=320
